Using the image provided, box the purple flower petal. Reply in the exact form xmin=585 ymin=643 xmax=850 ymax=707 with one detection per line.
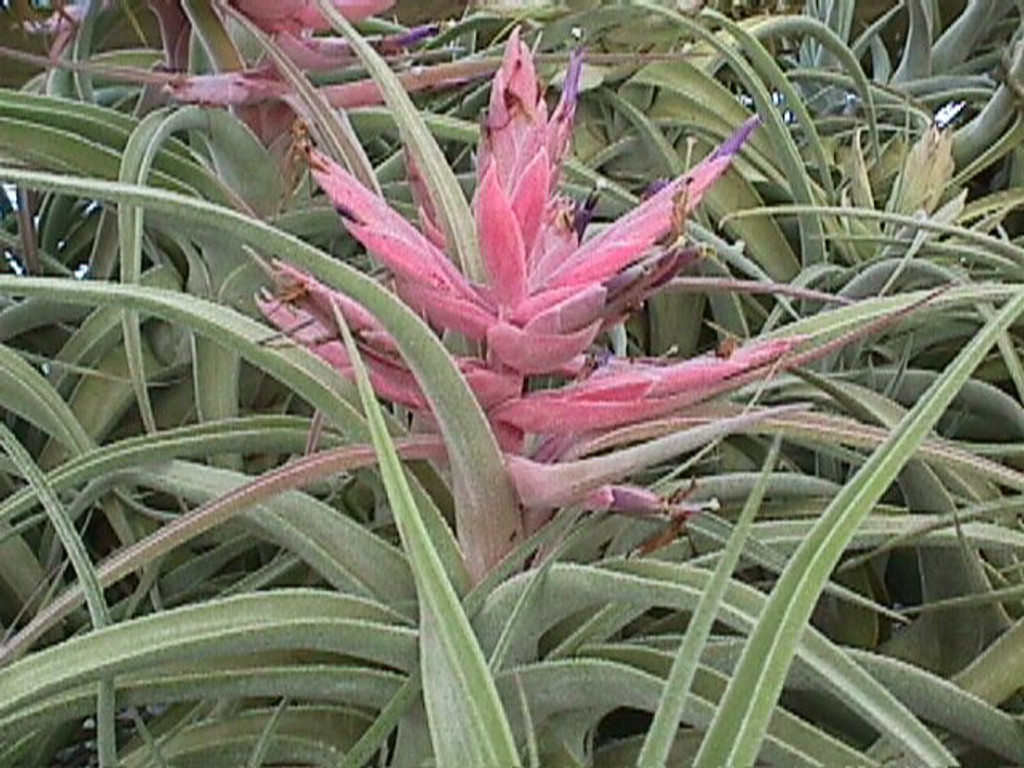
xmin=711 ymin=114 xmax=761 ymax=162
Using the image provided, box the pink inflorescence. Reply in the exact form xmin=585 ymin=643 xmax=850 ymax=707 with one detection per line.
xmin=260 ymin=30 xmax=796 ymax=518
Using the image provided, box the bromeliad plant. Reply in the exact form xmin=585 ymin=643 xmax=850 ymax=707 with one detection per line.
xmin=9 ymin=6 xmax=1023 ymax=766
xmin=259 ymin=30 xmax=801 ymax=567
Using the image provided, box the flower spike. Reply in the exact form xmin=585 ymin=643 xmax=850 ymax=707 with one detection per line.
xmin=258 ymin=30 xmax=788 ymax=546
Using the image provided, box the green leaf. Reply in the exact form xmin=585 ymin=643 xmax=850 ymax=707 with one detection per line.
xmin=476 ymin=560 xmax=948 ymax=764
xmin=335 ymin=301 xmax=519 ymax=765
xmin=635 ymin=1 xmax=829 ymax=266
xmin=694 ymin=290 xmax=1024 ymax=767
xmin=0 ymin=423 xmax=116 ymax=764
xmin=0 ymin=165 xmax=516 ymax=582
xmin=191 ymin=336 xmax=241 ymax=470
xmin=703 ymin=9 xmax=836 ymax=202
xmin=0 ymin=344 xmax=93 ymax=456
xmin=0 ymin=663 xmax=403 ymax=743
xmin=314 ymin=1 xmax=483 ymax=282
xmin=0 ymin=422 xmax=435 ymax=665
xmin=118 ymin=107 xmax=192 ymax=433
xmin=747 ymin=13 xmax=880 ymax=156
xmin=639 ymin=439 xmax=781 ymax=767
xmin=0 ymin=590 xmax=417 ymax=718
xmin=0 ymin=91 xmax=237 ymax=207
xmin=114 ymin=459 xmax=415 ymax=605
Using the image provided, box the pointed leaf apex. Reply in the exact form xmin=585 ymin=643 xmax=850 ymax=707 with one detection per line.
xmin=562 ymin=49 xmax=585 ymax=109
xmin=491 ymin=26 xmax=539 ymax=119
xmin=712 ymin=114 xmax=760 ymax=161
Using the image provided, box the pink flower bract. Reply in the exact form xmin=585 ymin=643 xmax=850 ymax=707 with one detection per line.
xmin=232 ymin=0 xmax=394 ymax=34
xmin=259 ymin=29 xmax=799 ymax=520
xmin=292 ymin=29 xmax=761 ymax=377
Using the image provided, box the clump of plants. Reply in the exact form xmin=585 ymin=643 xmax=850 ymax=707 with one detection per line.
xmin=2 ymin=2 xmax=1024 ymax=766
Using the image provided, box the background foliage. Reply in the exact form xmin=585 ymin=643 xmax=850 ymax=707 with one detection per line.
xmin=2 ymin=0 xmax=1024 ymax=765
